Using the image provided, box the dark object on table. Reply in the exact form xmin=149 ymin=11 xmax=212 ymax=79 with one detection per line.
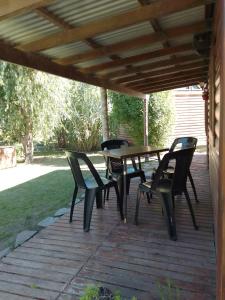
xmin=66 ymin=150 xmax=123 ymax=232
xmin=101 ymin=139 xmax=149 ymax=202
xmin=135 ymin=148 xmax=198 ymax=240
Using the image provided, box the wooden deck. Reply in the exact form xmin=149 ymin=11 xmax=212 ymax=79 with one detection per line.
xmin=0 ymin=154 xmax=215 ymax=299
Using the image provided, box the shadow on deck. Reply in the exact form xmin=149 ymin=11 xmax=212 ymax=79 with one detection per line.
xmin=0 ymin=154 xmax=215 ymax=300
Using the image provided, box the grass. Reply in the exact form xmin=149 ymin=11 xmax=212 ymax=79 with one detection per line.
xmin=0 ymin=152 xmax=106 ymax=250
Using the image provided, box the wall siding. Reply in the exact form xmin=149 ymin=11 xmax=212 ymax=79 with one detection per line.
xmin=169 ymin=89 xmax=206 ymax=146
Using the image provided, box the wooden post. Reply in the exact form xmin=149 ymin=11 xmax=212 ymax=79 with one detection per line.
xmin=217 ymin=0 xmax=225 ymax=298
xmin=100 ymin=87 xmax=109 ymax=141
xmin=143 ymin=94 xmax=149 ymax=146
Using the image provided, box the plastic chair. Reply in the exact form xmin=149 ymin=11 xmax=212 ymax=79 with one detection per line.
xmin=167 ymin=137 xmax=198 ymax=203
xmin=135 ymin=148 xmax=198 ymax=240
xmin=66 ymin=150 xmax=123 ymax=232
xmin=101 ymin=139 xmax=150 ymax=202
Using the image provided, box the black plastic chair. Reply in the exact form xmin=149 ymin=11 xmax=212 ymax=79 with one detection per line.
xmin=66 ymin=150 xmax=123 ymax=232
xmin=167 ymin=137 xmax=198 ymax=203
xmin=101 ymin=139 xmax=150 ymax=202
xmin=135 ymin=148 xmax=198 ymax=240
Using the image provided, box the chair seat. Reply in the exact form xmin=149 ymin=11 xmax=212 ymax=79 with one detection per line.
xmin=139 ymin=180 xmax=153 ymax=193
xmin=85 ymin=176 xmax=112 ymax=189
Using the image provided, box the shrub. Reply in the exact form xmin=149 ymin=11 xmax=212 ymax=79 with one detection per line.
xmin=109 ymin=91 xmax=174 ymax=147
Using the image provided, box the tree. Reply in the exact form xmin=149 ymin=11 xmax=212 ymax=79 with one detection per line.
xmin=108 ymin=90 xmax=174 ymax=147
xmin=0 ymin=62 xmax=69 ymax=162
xmin=63 ymin=82 xmax=102 ymax=151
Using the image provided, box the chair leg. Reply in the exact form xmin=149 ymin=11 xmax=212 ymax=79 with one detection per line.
xmin=126 ymin=177 xmax=130 ymax=195
xmin=140 ymin=172 xmax=151 ymax=203
xmin=172 ymin=195 xmax=175 ymax=209
xmin=188 ymin=171 xmax=199 ymax=203
xmin=134 ymin=189 xmax=143 ymax=225
xmin=184 ymin=189 xmax=199 ymax=230
xmin=106 ymin=187 xmax=110 ymax=201
xmin=83 ymin=189 xmax=96 ymax=232
xmin=96 ymin=190 xmax=103 ymax=208
xmin=114 ymin=183 xmax=124 ymax=220
xmin=159 ymin=191 xmax=177 ymax=241
xmin=69 ymin=184 xmax=78 ymax=223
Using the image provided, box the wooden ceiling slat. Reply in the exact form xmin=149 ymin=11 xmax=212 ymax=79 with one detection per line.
xmin=103 ymin=55 xmax=203 ymax=79
xmin=126 ymin=69 xmax=208 ymax=88
xmin=113 ymin=60 xmax=208 ymax=84
xmin=54 ymin=21 xmax=207 ymax=66
xmin=81 ymin=43 xmax=193 ymax=74
xmin=142 ymin=80 xmax=204 ymax=93
xmin=17 ymin=0 xmax=211 ymax=52
xmin=0 ymin=0 xmax=55 ymax=21
xmin=137 ymin=75 xmax=206 ymax=92
xmin=0 ymin=41 xmax=145 ymax=98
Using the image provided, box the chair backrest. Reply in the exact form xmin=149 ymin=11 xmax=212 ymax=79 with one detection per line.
xmin=101 ymin=139 xmax=129 ymax=173
xmin=65 ymin=151 xmax=103 ymax=189
xmin=169 ymin=137 xmax=197 ymax=152
xmin=151 ymin=148 xmax=195 ymax=193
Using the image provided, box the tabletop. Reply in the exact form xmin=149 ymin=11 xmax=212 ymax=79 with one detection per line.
xmin=100 ymin=145 xmax=169 ymax=159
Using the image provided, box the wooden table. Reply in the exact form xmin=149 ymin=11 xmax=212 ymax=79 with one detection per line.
xmin=100 ymin=145 xmax=168 ymax=222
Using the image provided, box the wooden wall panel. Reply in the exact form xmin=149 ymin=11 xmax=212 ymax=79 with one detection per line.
xmin=168 ymin=90 xmax=206 ymax=146
xmin=208 ymin=0 xmax=225 ymax=298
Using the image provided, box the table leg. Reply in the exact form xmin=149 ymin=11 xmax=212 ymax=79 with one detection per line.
xmin=123 ymin=158 xmax=127 ymax=223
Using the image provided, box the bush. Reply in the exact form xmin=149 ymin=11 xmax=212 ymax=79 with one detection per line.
xmin=108 ymin=91 xmax=174 ymax=147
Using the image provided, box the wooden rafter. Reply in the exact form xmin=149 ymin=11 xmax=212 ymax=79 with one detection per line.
xmin=142 ymin=79 xmax=205 ymax=93
xmin=126 ymin=69 xmax=208 ymax=88
xmin=17 ymin=0 xmax=211 ymax=52
xmin=0 ymin=0 xmax=55 ymax=21
xmin=113 ymin=60 xmax=208 ymax=84
xmin=34 ymin=7 xmax=121 ymax=58
xmin=0 ymin=41 xmax=145 ymax=98
xmin=137 ymin=75 xmax=207 ymax=92
xmin=104 ymin=55 xmax=204 ymax=79
xmin=81 ymin=44 xmax=193 ymax=73
xmin=54 ymin=21 xmax=208 ymax=65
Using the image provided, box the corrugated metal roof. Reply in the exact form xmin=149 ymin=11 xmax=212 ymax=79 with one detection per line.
xmin=48 ymin=0 xmax=139 ymax=26
xmin=42 ymin=41 xmax=91 ymax=59
xmin=0 ymin=12 xmax=59 ymax=44
xmin=159 ymin=6 xmax=205 ymax=28
xmin=0 ymin=0 xmax=212 ymax=95
xmin=94 ymin=22 xmax=154 ymax=46
xmin=119 ymin=43 xmax=163 ymax=59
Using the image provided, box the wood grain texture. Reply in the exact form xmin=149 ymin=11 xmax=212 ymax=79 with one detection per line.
xmin=0 ymin=155 xmax=215 ymax=299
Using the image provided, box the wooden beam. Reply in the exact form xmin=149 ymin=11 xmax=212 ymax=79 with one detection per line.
xmin=142 ymin=80 xmax=203 ymax=93
xmin=139 ymin=76 xmax=207 ymax=92
xmin=113 ymin=60 xmax=208 ymax=84
xmin=0 ymin=41 xmax=145 ymax=99
xmin=54 ymin=21 xmax=208 ymax=65
xmin=17 ymin=0 xmax=212 ymax=52
xmin=127 ymin=69 xmax=208 ymax=88
xmin=35 ymin=7 xmax=73 ymax=30
xmin=35 ymin=7 xmax=121 ymax=58
xmin=0 ymin=0 xmax=55 ymax=21
xmin=81 ymin=44 xmax=194 ymax=74
xmin=105 ymin=54 xmax=203 ymax=79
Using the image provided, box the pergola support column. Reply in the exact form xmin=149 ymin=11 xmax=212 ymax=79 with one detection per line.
xmin=143 ymin=94 xmax=149 ymax=146
xmin=100 ymin=87 xmax=109 ymax=141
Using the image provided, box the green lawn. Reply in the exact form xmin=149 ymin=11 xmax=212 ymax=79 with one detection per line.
xmin=0 ymin=152 xmax=106 ymax=250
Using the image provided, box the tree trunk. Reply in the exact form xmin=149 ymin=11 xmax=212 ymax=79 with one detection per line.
xmin=21 ymin=132 xmax=33 ymax=163
xmin=100 ymin=87 xmax=109 ymax=141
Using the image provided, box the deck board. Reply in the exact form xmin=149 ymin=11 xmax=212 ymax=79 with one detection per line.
xmin=0 ymin=154 xmax=216 ymax=299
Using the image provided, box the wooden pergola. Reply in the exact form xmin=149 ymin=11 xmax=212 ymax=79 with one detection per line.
xmin=0 ymin=0 xmax=213 ymax=98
